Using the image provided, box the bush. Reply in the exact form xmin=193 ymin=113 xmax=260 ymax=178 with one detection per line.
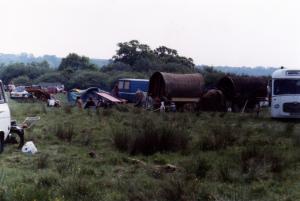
xmin=183 ymin=156 xmax=211 ymax=178
xmin=55 ymin=123 xmax=75 ymax=142
xmin=112 ymin=118 xmax=190 ymax=155
xmin=63 ymin=105 xmax=72 ymax=114
xmin=60 ymin=176 xmax=101 ymax=201
xmin=283 ymin=123 xmax=295 ymax=137
xmin=37 ymin=153 xmax=50 ymax=169
xmin=102 ymin=109 xmax=112 ymax=117
xmin=217 ymin=159 xmax=234 ymax=182
xmin=159 ymin=174 xmax=202 ymax=201
xmin=240 ymin=145 xmax=285 ymax=181
xmin=240 ymin=145 xmax=263 ymax=177
xmin=160 ymin=178 xmax=185 ymax=201
xmin=0 ymin=186 xmax=7 ymax=201
xmin=36 ymin=173 xmax=59 ymax=188
xmin=115 ymin=105 xmax=129 ymax=112
xmin=77 ymin=129 xmax=95 ymax=146
xmin=198 ymin=124 xmax=237 ymax=151
xmin=55 ymin=158 xmax=76 ymax=176
xmin=113 ymin=128 xmax=131 ymax=152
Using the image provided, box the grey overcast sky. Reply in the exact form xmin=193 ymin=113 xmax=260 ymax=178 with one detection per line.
xmin=0 ymin=0 xmax=299 ymax=67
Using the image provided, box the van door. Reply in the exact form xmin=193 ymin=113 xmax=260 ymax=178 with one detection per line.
xmin=0 ymin=82 xmax=10 ymax=139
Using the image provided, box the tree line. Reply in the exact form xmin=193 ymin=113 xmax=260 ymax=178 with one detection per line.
xmin=0 ymin=40 xmax=226 ymax=90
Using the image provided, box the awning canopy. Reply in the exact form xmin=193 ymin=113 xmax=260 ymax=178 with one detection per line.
xmin=96 ymin=92 xmax=122 ymax=103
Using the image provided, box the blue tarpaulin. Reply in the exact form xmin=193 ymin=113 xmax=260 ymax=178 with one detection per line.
xmin=67 ymin=87 xmax=103 ymax=104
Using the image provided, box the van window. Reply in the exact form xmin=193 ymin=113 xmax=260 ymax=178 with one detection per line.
xmin=274 ymin=79 xmax=300 ymax=95
xmin=124 ymin=81 xmax=130 ymax=90
xmin=0 ymin=83 xmax=5 ymax=103
xmin=118 ymin=81 xmax=124 ymax=89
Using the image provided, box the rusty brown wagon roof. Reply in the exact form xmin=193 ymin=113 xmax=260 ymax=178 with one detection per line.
xmin=148 ymin=72 xmax=205 ymax=99
xmin=217 ymin=75 xmax=268 ymax=100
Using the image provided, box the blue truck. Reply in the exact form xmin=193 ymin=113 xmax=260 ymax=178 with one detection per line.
xmin=118 ymin=78 xmax=149 ymax=102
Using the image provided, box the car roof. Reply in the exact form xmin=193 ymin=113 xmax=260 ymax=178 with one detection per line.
xmin=272 ymin=68 xmax=300 ymax=79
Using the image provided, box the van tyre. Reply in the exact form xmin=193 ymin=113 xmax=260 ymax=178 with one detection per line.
xmin=0 ymin=132 xmax=4 ymax=153
xmin=8 ymin=127 xmax=25 ymax=149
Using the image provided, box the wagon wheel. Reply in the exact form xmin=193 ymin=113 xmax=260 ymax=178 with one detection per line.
xmin=0 ymin=132 xmax=4 ymax=153
xmin=5 ymin=128 xmax=25 ymax=149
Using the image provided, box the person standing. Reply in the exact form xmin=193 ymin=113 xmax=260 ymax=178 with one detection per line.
xmin=76 ymin=96 xmax=83 ymax=109
xmin=111 ymin=84 xmax=119 ymax=98
xmin=84 ymin=97 xmax=96 ymax=109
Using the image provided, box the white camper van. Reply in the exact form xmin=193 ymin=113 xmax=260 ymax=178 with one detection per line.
xmin=0 ymin=80 xmax=11 ymax=152
xmin=271 ymin=69 xmax=300 ymax=118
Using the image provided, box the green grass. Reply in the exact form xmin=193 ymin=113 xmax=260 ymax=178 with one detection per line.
xmin=1 ymin=95 xmax=300 ymax=201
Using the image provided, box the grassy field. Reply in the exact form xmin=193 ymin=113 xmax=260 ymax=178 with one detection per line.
xmin=1 ymin=95 xmax=300 ymax=201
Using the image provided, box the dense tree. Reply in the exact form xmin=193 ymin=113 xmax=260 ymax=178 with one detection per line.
xmin=58 ymin=53 xmax=98 ymax=72
xmin=100 ymin=62 xmax=132 ymax=72
xmin=65 ymin=71 xmax=108 ymax=90
xmin=11 ymin=75 xmax=32 ymax=86
xmin=197 ymin=66 xmax=226 ymax=88
xmin=154 ymin=46 xmax=178 ymax=57
xmin=112 ymin=40 xmax=154 ymax=66
xmin=35 ymin=72 xmax=66 ymax=84
xmin=110 ymin=40 xmax=195 ymax=73
xmin=0 ymin=61 xmax=51 ymax=84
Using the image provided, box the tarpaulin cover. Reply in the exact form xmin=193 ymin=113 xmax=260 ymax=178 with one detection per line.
xmin=96 ymin=92 xmax=122 ymax=103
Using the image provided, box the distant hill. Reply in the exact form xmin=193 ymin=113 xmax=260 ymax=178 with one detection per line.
xmin=198 ymin=65 xmax=278 ymax=76
xmin=0 ymin=53 xmax=109 ymax=68
xmin=0 ymin=53 xmax=279 ymax=76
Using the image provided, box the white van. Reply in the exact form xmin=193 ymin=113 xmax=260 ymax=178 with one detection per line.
xmin=0 ymin=80 xmax=11 ymax=152
xmin=271 ymin=68 xmax=300 ymax=118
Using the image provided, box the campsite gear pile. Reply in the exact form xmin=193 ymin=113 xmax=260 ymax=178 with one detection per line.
xmin=22 ymin=116 xmax=41 ymax=129
xmin=47 ymin=97 xmax=61 ymax=107
xmin=68 ymin=87 xmax=124 ymax=108
xmin=5 ymin=117 xmax=40 ymax=154
xmin=22 ymin=141 xmax=38 ymax=154
xmin=20 ymin=117 xmax=40 ymax=154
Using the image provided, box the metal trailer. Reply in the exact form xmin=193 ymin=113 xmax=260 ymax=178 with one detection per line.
xmin=118 ymin=78 xmax=149 ymax=103
xmin=148 ymin=72 xmax=204 ymax=103
xmin=217 ymin=75 xmax=268 ymax=112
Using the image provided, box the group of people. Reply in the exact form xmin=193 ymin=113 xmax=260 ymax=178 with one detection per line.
xmin=73 ymin=84 xmax=121 ymax=110
xmin=75 ymin=97 xmax=94 ymax=109
xmin=75 ymin=96 xmax=111 ymax=109
xmin=133 ymin=91 xmax=177 ymax=112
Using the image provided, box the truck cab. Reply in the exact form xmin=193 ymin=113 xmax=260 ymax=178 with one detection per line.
xmin=0 ymin=80 xmax=11 ymax=152
xmin=271 ymin=69 xmax=300 ymax=118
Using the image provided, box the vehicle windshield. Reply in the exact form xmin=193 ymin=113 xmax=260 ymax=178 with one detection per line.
xmin=273 ymin=79 xmax=300 ymax=95
xmin=15 ymin=86 xmax=26 ymax=92
xmin=0 ymin=83 xmax=5 ymax=103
